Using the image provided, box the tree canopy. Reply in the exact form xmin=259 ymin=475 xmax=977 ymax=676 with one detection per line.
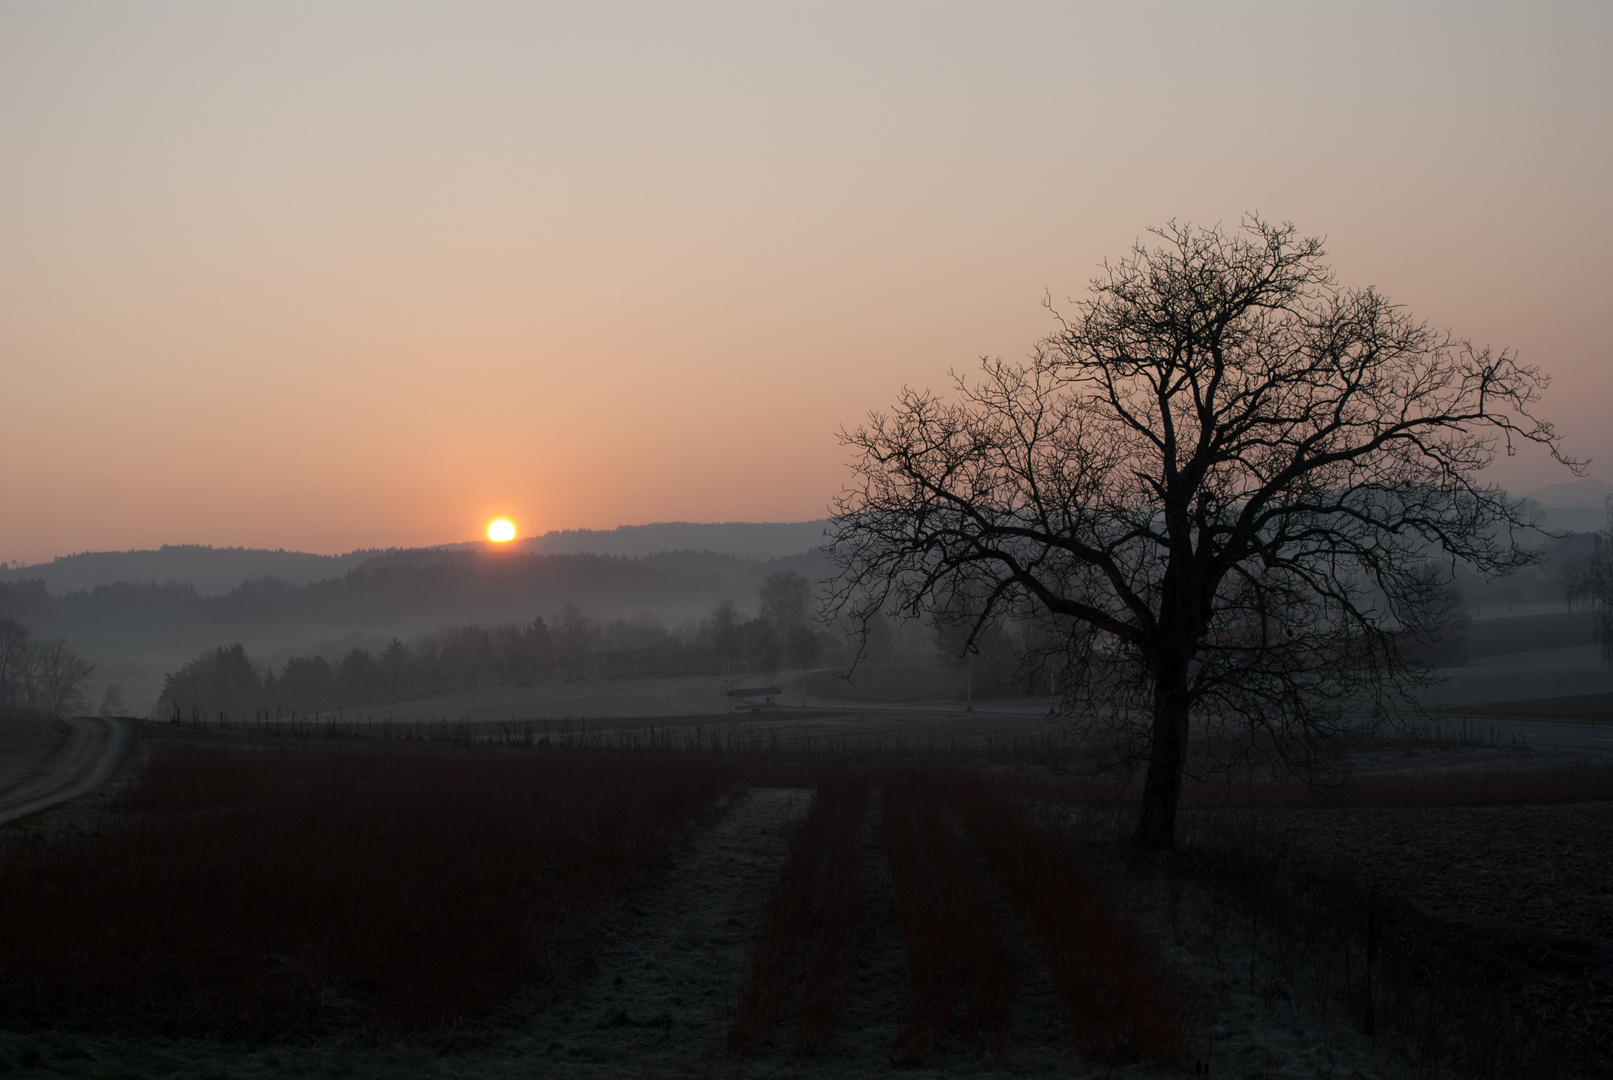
xmin=831 ymin=216 xmax=1577 ymax=847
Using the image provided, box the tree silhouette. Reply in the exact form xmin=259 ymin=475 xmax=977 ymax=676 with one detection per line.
xmin=1566 ymin=502 xmax=1613 ymax=663
xmin=760 ymin=571 xmax=821 ymax=672
xmin=708 ymin=599 xmax=741 ymax=678
xmin=831 ymin=216 xmax=1577 ymax=847
xmin=158 ymin=644 xmax=261 ymax=720
xmin=0 ymin=619 xmax=29 ymax=709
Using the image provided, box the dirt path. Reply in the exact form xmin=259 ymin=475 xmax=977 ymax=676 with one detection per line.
xmin=511 ymin=788 xmax=1102 ymax=1079
xmin=521 ymin=785 xmax=814 ymax=1076
xmin=0 ymin=775 xmax=1419 ymax=1079
xmin=0 ymin=716 xmax=132 ymax=826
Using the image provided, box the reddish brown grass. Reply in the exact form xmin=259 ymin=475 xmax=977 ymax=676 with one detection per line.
xmin=727 ymin=787 xmax=829 ymax=1052
xmin=949 ymin=775 xmax=1191 ymax=1066
xmin=791 ymin=780 xmax=870 ymax=1055
xmin=0 ymin=745 xmax=739 ymax=1037
xmin=728 ymin=779 xmax=871 ymax=1054
xmin=880 ymin=774 xmax=1018 ymax=1061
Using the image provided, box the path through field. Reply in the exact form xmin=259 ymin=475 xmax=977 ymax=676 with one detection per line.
xmin=0 ymin=764 xmax=1421 ymax=1079
xmin=522 ymin=786 xmax=813 ymax=1074
xmin=0 ymin=716 xmax=132 ymax=826
xmin=514 ymin=787 xmax=1148 ymax=1079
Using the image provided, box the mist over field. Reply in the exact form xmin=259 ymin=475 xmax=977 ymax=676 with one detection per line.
xmin=0 ymin=523 xmax=835 ymax=715
xmin=4 ymin=4 xmax=1612 ymax=1078
xmin=0 ymin=520 xmax=834 ymax=596
xmin=6 ymin=487 xmax=1613 ymax=720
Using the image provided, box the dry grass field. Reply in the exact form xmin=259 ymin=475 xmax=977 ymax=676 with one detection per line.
xmin=1 ymin=714 xmax=1608 ymax=1079
xmin=318 ymin=675 xmax=728 ymax=723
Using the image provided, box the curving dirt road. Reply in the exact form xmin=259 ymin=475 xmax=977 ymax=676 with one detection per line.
xmin=0 ymin=716 xmax=133 ymax=826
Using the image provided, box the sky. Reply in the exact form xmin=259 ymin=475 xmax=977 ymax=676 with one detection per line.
xmin=3 ymin=1 xmax=1610 ymax=564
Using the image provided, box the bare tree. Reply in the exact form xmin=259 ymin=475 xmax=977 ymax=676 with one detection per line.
xmin=760 ymin=571 xmax=819 ymax=673
xmin=831 ymin=217 xmax=1576 ymax=848
xmin=759 ymin=572 xmax=810 ymax=632
xmin=786 ymin=624 xmax=821 ymax=672
xmin=0 ymin=619 xmax=28 ymax=709
xmin=552 ymin=605 xmax=596 ymax=680
xmin=26 ymin=638 xmax=97 ymax=716
xmin=523 ymin=616 xmax=557 ymax=672
xmin=1565 ymin=500 xmax=1613 ymax=662
xmin=709 ymin=599 xmax=741 ymax=678
xmin=0 ymin=620 xmax=97 ymax=716
xmin=96 ymin=683 xmax=126 ymax=717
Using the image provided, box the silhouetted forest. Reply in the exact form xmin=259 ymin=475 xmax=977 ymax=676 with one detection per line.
xmin=0 ymin=618 xmax=97 ymax=716
xmin=0 ymin=522 xmax=832 ymax=595
xmin=156 ymin=572 xmax=831 ymax=719
xmin=5 ymin=536 xmax=1595 ymax=651
xmin=0 ymin=549 xmax=830 ymax=637
xmin=0 ymin=544 xmax=378 ymax=597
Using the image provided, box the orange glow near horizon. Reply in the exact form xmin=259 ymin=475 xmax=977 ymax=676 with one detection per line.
xmin=487 ymin=519 xmax=517 ymax=543
xmin=1 ymin=6 xmax=1608 ymax=565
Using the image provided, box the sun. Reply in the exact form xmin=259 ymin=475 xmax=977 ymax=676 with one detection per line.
xmin=487 ymin=519 xmax=517 ymax=543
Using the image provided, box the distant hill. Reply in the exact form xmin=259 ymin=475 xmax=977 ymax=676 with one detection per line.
xmin=1523 ymin=478 xmax=1611 ymax=534
xmin=1524 ymin=478 xmax=1613 ymax=507
xmin=0 ymin=547 xmax=833 ymax=637
xmin=523 ymin=520 xmax=831 ymax=560
xmin=0 ymin=545 xmax=835 ymax=716
xmin=0 ymin=544 xmax=377 ymax=597
xmin=1 ymin=521 xmax=834 ymax=598
xmin=437 ymin=520 xmax=832 ymax=560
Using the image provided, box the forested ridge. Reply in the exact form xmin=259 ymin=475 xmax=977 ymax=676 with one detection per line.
xmin=155 ymin=570 xmax=835 ymax=718
xmin=0 ymin=548 xmax=828 ymax=635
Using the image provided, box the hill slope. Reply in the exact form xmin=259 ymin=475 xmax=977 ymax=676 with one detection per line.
xmin=3 ymin=522 xmax=833 ymax=598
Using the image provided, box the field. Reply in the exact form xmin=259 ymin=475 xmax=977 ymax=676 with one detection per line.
xmin=799 ymin=666 xmax=969 ymax=704
xmin=0 ymin=715 xmax=1610 ymax=1079
xmin=0 ymin=712 xmax=65 ymax=793
xmin=315 ymin=675 xmax=728 ymax=722
xmin=1424 ymin=643 xmax=1613 ymax=710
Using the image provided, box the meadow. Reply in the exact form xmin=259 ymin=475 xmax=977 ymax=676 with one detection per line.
xmin=0 ymin=716 xmax=1609 ymax=1079
xmin=299 ymin=674 xmax=727 ymax=723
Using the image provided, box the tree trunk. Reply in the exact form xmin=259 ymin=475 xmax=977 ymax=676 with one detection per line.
xmin=1133 ymin=660 xmax=1191 ymax=849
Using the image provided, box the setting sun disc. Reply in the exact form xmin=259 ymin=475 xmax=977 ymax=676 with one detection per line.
xmin=487 ymin=519 xmax=516 ymax=543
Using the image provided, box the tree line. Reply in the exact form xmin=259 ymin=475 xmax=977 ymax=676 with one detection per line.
xmin=0 ymin=549 xmax=827 ymax=638
xmin=157 ymin=573 xmax=833 ymax=719
xmin=0 ymin=618 xmax=98 ymax=717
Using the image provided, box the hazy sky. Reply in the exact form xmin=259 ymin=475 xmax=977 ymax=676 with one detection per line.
xmin=4 ymin=2 xmax=1609 ymax=563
